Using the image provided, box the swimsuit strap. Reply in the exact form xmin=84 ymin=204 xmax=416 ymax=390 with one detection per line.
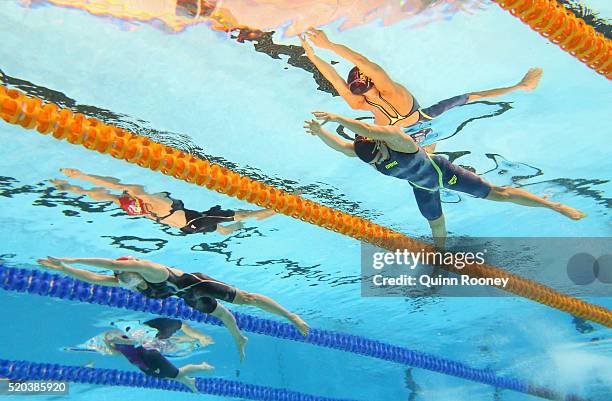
xmin=364 ymin=94 xmax=420 ymax=126
xmin=149 ymin=198 xmax=185 ymax=223
xmin=173 ymin=272 xmax=223 ymax=294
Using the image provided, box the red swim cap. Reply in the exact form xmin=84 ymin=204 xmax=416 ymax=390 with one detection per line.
xmin=118 ymin=194 xmax=147 ymax=216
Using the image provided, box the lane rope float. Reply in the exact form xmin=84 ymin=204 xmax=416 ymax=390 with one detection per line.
xmin=0 ymin=265 xmax=591 ymax=401
xmin=493 ymin=0 xmax=612 ymax=79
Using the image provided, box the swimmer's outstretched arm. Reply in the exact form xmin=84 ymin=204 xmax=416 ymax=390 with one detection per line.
xmin=311 ymin=111 xmax=417 ymax=152
xmin=49 ymin=257 xmax=136 ymax=270
xmin=46 ymin=257 xmax=169 ymax=282
xmin=304 ymin=119 xmax=356 ymax=157
xmin=37 ymin=258 xmax=120 ymax=286
xmin=59 ymin=168 xmax=146 ymax=194
xmin=466 ymin=68 xmax=543 ymax=102
xmin=304 ymin=29 xmax=397 ymax=94
xmin=299 ymin=36 xmax=364 ymax=109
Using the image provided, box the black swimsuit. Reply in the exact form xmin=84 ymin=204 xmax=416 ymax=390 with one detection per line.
xmin=113 ymin=343 xmax=179 ymax=379
xmin=152 ymin=194 xmax=236 ymax=234
xmin=136 ymin=268 xmax=237 ymax=313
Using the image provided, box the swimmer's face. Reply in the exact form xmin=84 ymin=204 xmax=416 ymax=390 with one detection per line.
xmin=118 ymin=272 xmax=144 ymax=289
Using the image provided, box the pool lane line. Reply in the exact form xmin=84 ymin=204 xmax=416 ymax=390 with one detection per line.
xmin=493 ymin=0 xmax=611 ymax=79
xmin=1 ymin=85 xmax=610 ymax=327
xmin=0 ymin=265 xmax=592 ymax=401
xmin=0 ymin=358 xmax=359 ymax=401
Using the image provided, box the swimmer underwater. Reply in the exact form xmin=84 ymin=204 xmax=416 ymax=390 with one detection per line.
xmin=102 ymin=329 xmax=212 ymax=392
xmin=300 ymin=28 xmax=543 ymax=152
xmin=38 ymin=256 xmax=310 ymax=361
xmin=51 ymin=168 xmax=275 ymax=235
xmin=65 ymin=318 xmax=213 ymax=358
xmin=303 ymin=112 xmax=585 ymax=249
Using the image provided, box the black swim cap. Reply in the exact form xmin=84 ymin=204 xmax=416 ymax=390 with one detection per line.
xmin=347 ymin=66 xmax=373 ymax=95
xmin=354 ymin=137 xmax=378 ymax=163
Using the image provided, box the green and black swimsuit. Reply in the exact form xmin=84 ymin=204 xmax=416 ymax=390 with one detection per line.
xmin=372 ymin=143 xmax=491 ymax=221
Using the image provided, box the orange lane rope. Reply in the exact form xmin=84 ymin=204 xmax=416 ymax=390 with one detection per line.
xmin=1 ymin=84 xmax=611 ymax=327
xmin=493 ymin=0 xmax=612 ymax=79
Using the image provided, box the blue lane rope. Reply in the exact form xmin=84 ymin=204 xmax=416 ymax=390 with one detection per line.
xmin=0 ymin=358 xmax=357 ymax=400
xmin=0 ymin=265 xmax=590 ymax=401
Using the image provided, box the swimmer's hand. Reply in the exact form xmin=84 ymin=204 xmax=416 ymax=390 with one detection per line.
xmin=47 ymin=256 xmax=75 ymax=264
xmin=299 ymin=35 xmax=314 ymax=57
xmin=38 ymin=258 xmax=66 ymax=272
xmin=304 ymin=29 xmax=332 ymax=49
xmin=303 ymin=119 xmax=324 ymax=136
xmin=312 ymin=111 xmax=339 ymax=124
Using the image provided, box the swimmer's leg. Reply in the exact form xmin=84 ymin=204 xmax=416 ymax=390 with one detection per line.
xmin=412 ymin=187 xmax=446 ymax=249
xmin=434 ymin=156 xmax=586 ymax=220
xmin=175 ymin=362 xmax=214 ymax=393
xmin=485 ymin=186 xmax=586 ymax=220
xmin=180 ymin=322 xmax=214 ymax=347
xmin=233 ymin=208 xmax=276 ymax=221
xmin=210 ymin=304 xmax=248 ymax=362
xmin=232 ymin=290 xmax=310 ymax=336
xmin=466 ymin=68 xmax=543 ymax=102
xmin=51 ymin=180 xmax=119 ymax=203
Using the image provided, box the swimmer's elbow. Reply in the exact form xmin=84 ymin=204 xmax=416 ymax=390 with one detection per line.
xmin=347 ymin=99 xmax=364 ymax=110
xmin=341 ymin=143 xmax=357 ymax=157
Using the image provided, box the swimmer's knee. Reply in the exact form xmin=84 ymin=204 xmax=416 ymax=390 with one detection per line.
xmin=487 ymin=186 xmax=510 ymax=201
xmin=234 ymin=290 xmax=255 ymax=305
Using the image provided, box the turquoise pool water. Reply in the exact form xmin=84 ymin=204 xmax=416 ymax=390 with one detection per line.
xmin=1 ymin=1 xmax=611 ymax=400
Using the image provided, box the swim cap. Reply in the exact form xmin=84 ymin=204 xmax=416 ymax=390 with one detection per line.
xmin=353 ymin=137 xmax=378 ymax=163
xmin=118 ymin=193 xmax=147 ymax=216
xmin=347 ymin=66 xmax=373 ymax=95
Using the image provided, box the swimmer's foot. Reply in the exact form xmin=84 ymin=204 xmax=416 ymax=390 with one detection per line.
xmin=290 ymin=314 xmax=310 ymax=336
xmin=236 ymin=335 xmax=248 ymax=362
xmin=517 ymin=67 xmax=543 ymax=91
xmin=177 ymin=376 xmax=198 ymax=393
xmin=554 ymin=203 xmax=587 ymax=220
xmin=254 ymin=208 xmax=276 ymax=221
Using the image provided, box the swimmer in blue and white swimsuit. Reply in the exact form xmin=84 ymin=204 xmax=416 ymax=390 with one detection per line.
xmin=301 ymin=28 xmax=544 ymax=152
xmin=304 ymin=112 xmax=586 ymax=249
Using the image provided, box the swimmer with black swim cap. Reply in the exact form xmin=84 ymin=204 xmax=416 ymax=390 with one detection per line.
xmin=303 ymin=111 xmax=586 ymax=249
xmin=300 ymin=29 xmax=543 ymax=153
xmin=37 ymin=256 xmax=309 ymax=362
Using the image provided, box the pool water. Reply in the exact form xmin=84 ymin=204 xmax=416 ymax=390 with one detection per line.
xmin=1 ymin=1 xmax=611 ymax=400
